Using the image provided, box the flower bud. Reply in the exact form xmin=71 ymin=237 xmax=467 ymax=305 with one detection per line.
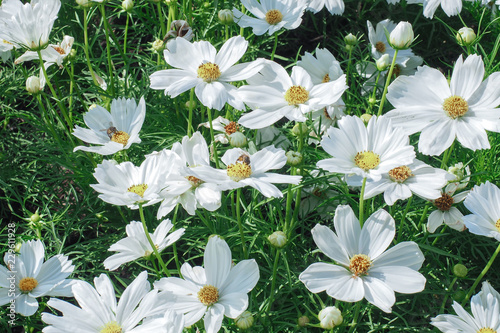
xmin=389 ymin=21 xmax=414 ymax=50
xmin=286 ymin=151 xmax=302 ymax=166
xmin=229 ymin=132 xmax=247 ymax=148
xmin=456 ymin=27 xmax=476 ymax=46
xmin=268 ymin=231 xmax=287 ymax=248
xmin=152 ymin=39 xmax=165 ymax=53
xmin=376 ymin=54 xmax=390 ymax=71
xmin=291 ymin=123 xmax=308 ymax=136
xmin=75 ymin=0 xmax=94 ymax=7
xmin=68 ymin=49 xmax=77 ymax=61
xmin=122 ymin=0 xmax=134 ymax=11
xmin=344 ymin=33 xmax=357 ymax=46
xmin=184 ymin=100 xmax=196 ymax=109
xmin=15 ymin=242 xmax=22 ymax=253
xmin=298 ymin=315 xmax=309 ymax=327
xmin=218 ymin=9 xmax=234 ymax=24
xmin=318 ymin=306 xmax=343 ymax=329
xmin=360 ymin=113 xmax=372 ymax=124
xmin=235 ymin=311 xmax=254 ymax=329
xmin=26 ymin=76 xmax=41 ymax=94
xmin=453 ymin=264 xmax=468 ymax=278
xmin=368 ymin=96 xmax=376 ymax=105
xmin=30 ymin=211 xmax=42 ymax=223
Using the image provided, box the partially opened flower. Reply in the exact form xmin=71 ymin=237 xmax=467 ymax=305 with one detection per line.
xmin=367 ymin=19 xmax=418 ymax=63
xmin=238 ymin=61 xmax=347 ymax=129
xmin=431 ymin=281 xmax=500 ymax=332
xmin=0 ymin=0 xmax=61 ymax=51
xmin=463 ymin=181 xmax=500 ymax=242
xmin=0 ymin=240 xmax=75 ymax=316
xmin=150 ymin=36 xmax=264 ymax=111
xmin=103 ymin=219 xmax=185 ymax=271
xmin=386 ymin=54 xmax=500 ymax=156
xmin=389 ymin=21 xmax=414 ymax=50
xmin=232 ymin=0 xmax=308 ymax=36
xmin=198 ymin=116 xmax=242 ymax=144
xmin=316 ymin=115 xmax=415 ymax=184
xmin=15 ymin=35 xmax=74 ymax=69
xmin=307 ymin=0 xmax=345 ymax=15
xmin=427 ymin=183 xmax=468 ymax=233
xmin=299 ymin=205 xmax=426 ymax=313
xmin=42 ymin=271 xmax=173 ymax=332
xmin=155 ymin=236 xmax=260 ymax=333
xmin=73 ymin=97 xmax=146 ymax=155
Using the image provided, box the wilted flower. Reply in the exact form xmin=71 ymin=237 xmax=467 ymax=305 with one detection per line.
xmin=164 ymin=20 xmax=193 ymax=41
xmin=389 ymin=21 xmax=414 ymax=50
xmin=427 ymin=183 xmax=468 ymax=233
xmin=15 ymin=35 xmax=74 ymax=69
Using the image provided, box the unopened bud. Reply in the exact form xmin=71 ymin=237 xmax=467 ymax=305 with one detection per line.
xmin=286 ymin=151 xmax=302 ymax=166
xmin=453 ymin=264 xmax=468 ymax=278
xmin=453 ymin=290 xmax=466 ymax=302
xmin=26 ymin=76 xmax=41 ymax=94
xmin=235 ymin=311 xmax=254 ymax=329
xmin=298 ymin=315 xmax=309 ymax=327
xmin=152 ymin=39 xmax=165 ymax=53
xmin=291 ymin=123 xmax=308 ymax=136
xmin=268 ymin=231 xmax=287 ymax=248
xmin=456 ymin=27 xmax=476 ymax=46
xmin=360 ymin=113 xmax=372 ymax=124
xmin=75 ymin=0 xmax=94 ymax=7
xmin=218 ymin=9 xmax=234 ymax=24
xmin=30 ymin=212 xmax=41 ymax=223
xmin=318 ymin=306 xmax=343 ymax=329
xmin=344 ymin=33 xmax=357 ymax=46
xmin=122 ymin=0 xmax=134 ymax=11
xmin=68 ymin=49 xmax=77 ymax=61
xmin=376 ymin=54 xmax=390 ymax=71
xmin=389 ymin=21 xmax=414 ymax=50
xmin=229 ymin=132 xmax=247 ymax=148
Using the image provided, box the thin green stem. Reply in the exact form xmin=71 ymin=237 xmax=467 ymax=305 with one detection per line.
xmin=157 ymin=2 xmax=166 ymax=37
xmin=139 ymin=204 xmax=170 ymax=277
xmin=348 ymin=302 xmax=362 ymax=333
xmin=462 ymin=242 xmax=500 ymax=305
xmin=377 ymin=49 xmax=399 ymax=117
xmin=440 ymin=276 xmax=458 ymax=313
xmin=83 ymin=7 xmax=99 ymax=87
xmin=367 ymin=71 xmax=381 ymax=114
xmin=265 ymin=248 xmax=281 ymax=323
xmin=187 ymin=88 xmax=195 ymax=137
xmin=100 ymin=4 xmax=115 ymax=96
xmin=396 ymin=196 xmax=413 ymax=243
xmin=171 ymin=204 xmax=181 ymax=274
xmin=236 ymin=189 xmax=247 ymax=258
xmin=359 ymin=177 xmax=367 ymax=226
xmin=124 ymin=13 xmax=129 ymax=56
xmin=270 ymin=33 xmax=278 ymax=61
xmin=207 ymin=107 xmax=220 ymax=168
xmin=440 ymin=141 xmax=456 ymax=169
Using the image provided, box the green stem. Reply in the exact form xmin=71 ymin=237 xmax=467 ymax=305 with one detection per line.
xmin=462 ymin=242 xmax=500 ymax=305
xmin=187 ymin=88 xmax=195 ymax=137
xmin=359 ymin=177 xmax=367 ymax=226
xmin=396 ymin=196 xmax=413 ymax=243
xmin=83 ymin=7 xmax=99 ymax=87
xmin=100 ymin=4 xmax=115 ymax=96
xmin=367 ymin=71 xmax=382 ymax=114
xmin=207 ymin=107 xmax=220 ymax=168
xmin=157 ymin=2 xmax=166 ymax=37
xmin=348 ymin=302 xmax=362 ymax=333
xmin=171 ymin=204 xmax=181 ymax=274
xmin=377 ymin=49 xmax=399 ymax=117
xmin=139 ymin=204 xmax=170 ymax=277
xmin=439 ymin=276 xmax=458 ymax=313
xmin=236 ymin=188 xmax=247 ymax=258
xmin=440 ymin=141 xmax=456 ymax=169
xmin=270 ymin=33 xmax=278 ymax=61
xmin=167 ymin=2 xmax=176 ymax=35
xmin=265 ymin=248 xmax=281 ymax=323
xmin=417 ymin=202 xmax=431 ymax=232
xmin=124 ymin=13 xmax=129 ymax=56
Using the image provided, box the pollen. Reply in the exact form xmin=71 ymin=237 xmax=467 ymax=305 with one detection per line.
xmin=144 ymin=244 xmax=159 ymax=257
xmin=127 ymin=184 xmax=148 ymax=197
xmin=19 ymin=277 xmax=38 ymax=293
xmin=224 ymin=121 xmax=239 ymax=135
xmin=52 ymin=46 xmax=65 ymax=55
xmin=354 ymin=151 xmax=380 ymax=171
xmin=197 ymin=62 xmax=221 ymax=82
xmin=186 ymin=176 xmax=203 ymax=187
xmin=496 ymin=219 xmax=500 ymax=233
xmin=388 ymin=166 xmax=413 ymax=183
xmin=375 ymin=41 xmax=386 ymax=53
xmin=434 ymin=193 xmax=453 ymax=211
xmin=322 ymin=74 xmax=330 ymax=83
xmin=443 ymin=95 xmax=468 ymax=119
xmin=100 ymin=321 xmax=122 ymax=333
xmin=198 ymin=285 xmax=219 ymax=306
xmin=111 ymin=131 xmax=130 ymax=146
xmin=477 ymin=328 xmax=496 ymax=333
xmin=265 ymin=9 xmax=283 ymax=25
xmin=349 ymin=254 xmax=372 ymax=277
xmin=284 ymin=85 xmax=309 ymax=105
xmin=227 ymin=163 xmax=252 ymax=182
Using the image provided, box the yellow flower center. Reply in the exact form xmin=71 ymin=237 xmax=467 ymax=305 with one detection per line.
xmin=144 ymin=244 xmax=159 ymax=257
xmin=477 ymin=328 xmax=497 ymax=333
xmin=198 ymin=285 xmax=219 ymax=306
xmin=227 ymin=163 xmax=252 ymax=181
xmin=434 ymin=193 xmax=453 ymax=211
xmin=224 ymin=121 xmax=239 ymax=135
xmin=349 ymin=254 xmax=372 ymax=277
xmin=265 ymin=9 xmax=283 ymax=25
xmin=186 ymin=176 xmax=203 ymax=187
xmin=52 ymin=46 xmax=65 ymax=55
xmin=322 ymin=74 xmax=330 ymax=83
xmin=100 ymin=321 xmax=122 ymax=333
xmin=284 ymin=85 xmax=309 ymax=105
xmin=19 ymin=277 xmax=38 ymax=293
xmin=354 ymin=151 xmax=380 ymax=171
xmin=388 ymin=166 xmax=413 ymax=183
xmin=197 ymin=62 xmax=221 ymax=82
xmin=127 ymin=184 xmax=148 ymax=197
xmin=443 ymin=95 xmax=468 ymax=119
xmin=496 ymin=219 xmax=500 ymax=233
xmin=375 ymin=41 xmax=386 ymax=53
xmin=111 ymin=131 xmax=130 ymax=146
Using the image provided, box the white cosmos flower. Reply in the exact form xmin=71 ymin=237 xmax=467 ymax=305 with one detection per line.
xmin=431 ymin=281 xmax=500 ymax=332
xmin=42 ymin=271 xmax=173 ymax=333
xmin=463 ymin=181 xmax=500 ymax=242
xmin=386 ymin=54 xmax=500 ymax=156
xmin=232 ymin=0 xmax=308 ymax=36
xmin=150 ymin=36 xmax=264 ymax=111
xmin=0 ymin=240 xmax=74 ymax=316
xmin=407 ymin=0 xmax=474 ymax=18
xmin=307 ymin=0 xmax=345 ymax=15
xmin=367 ymin=19 xmax=418 ymax=62
xmin=0 ymin=0 xmax=61 ymax=51
xmin=15 ymin=35 xmax=74 ymax=69
xmin=238 ymin=61 xmax=348 ymax=129
xmin=187 ymin=146 xmax=302 ymax=198
xmin=361 ymin=159 xmax=453 ymax=205
xmin=154 ymin=236 xmax=259 ymax=333
xmin=73 ymin=97 xmax=146 ymax=155
xmin=299 ymin=205 xmax=426 ymax=313
xmin=91 ymin=153 xmax=177 ymax=209
xmin=103 ymin=219 xmax=185 ymax=271
xmin=155 ymin=132 xmax=224 ymax=218
xmin=427 ymin=183 xmax=468 ymax=233
xmin=316 ymin=115 xmax=415 ymax=184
